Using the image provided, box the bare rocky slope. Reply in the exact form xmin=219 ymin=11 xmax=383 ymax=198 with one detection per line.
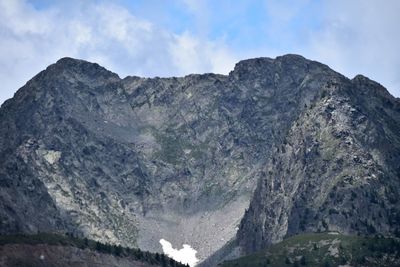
xmin=0 ymin=54 xmax=399 ymax=265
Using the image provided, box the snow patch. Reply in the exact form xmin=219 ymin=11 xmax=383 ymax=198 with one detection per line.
xmin=38 ymin=149 xmax=61 ymax=164
xmin=159 ymin=239 xmax=199 ymax=267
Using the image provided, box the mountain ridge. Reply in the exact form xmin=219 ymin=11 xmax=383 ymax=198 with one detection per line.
xmin=0 ymin=54 xmax=399 ymax=266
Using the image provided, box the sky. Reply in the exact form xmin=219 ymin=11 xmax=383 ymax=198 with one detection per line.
xmin=0 ymin=0 xmax=399 ymax=105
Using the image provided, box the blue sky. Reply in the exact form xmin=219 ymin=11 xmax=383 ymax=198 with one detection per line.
xmin=0 ymin=0 xmax=399 ymax=105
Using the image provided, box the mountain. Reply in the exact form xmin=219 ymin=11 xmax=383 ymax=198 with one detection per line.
xmin=0 ymin=54 xmax=399 ymax=266
xmin=236 ymin=71 xmax=400 ymax=255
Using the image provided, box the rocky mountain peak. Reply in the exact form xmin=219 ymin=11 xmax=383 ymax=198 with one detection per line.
xmin=231 ymin=54 xmax=307 ymax=72
xmin=231 ymin=57 xmax=274 ymax=72
xmin=54 ymin=57 xmax=120 ymax=79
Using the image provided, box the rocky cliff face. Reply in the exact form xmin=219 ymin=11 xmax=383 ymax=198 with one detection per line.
xmin=237 ymin=72 xmax=400 ymax=254
xmin=0 ymin=54 xmax=399 ymax=265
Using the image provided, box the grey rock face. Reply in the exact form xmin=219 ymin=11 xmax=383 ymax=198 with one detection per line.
xmin=237 ymin=71 xmax=400 ymax=254
xmin=0 ymin=55 xmax=399 ymax=264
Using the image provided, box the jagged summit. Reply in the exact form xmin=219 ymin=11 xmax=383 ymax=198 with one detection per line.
xmin=56 ymin=56 xmax=89 ymax=65
xmin=231 ymin=54 xmax=326 ymax=72
xmin=53 ymin=57 xmax=120 ymax=80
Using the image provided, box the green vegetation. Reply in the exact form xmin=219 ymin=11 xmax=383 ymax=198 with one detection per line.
xmin=0 ymin=232 xmax=188 ymax=267
xmin=220 ymin=233 xmax=400 ymax=267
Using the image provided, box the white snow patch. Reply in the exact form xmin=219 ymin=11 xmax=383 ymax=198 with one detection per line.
xmin=159 ymin=239 xmax=199 ymax=267
xmin=38 ymin=149 xmax=61 ymax=165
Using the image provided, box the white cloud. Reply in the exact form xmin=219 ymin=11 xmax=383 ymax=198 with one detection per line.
xmin=0 ymin=0 xmax=399 ymax=106
xmin=0 ymin=0 xmax=236 ymax=105
xmin=169 ymin=32 xmax=237 ymax=75
xmin=160 ymin=238 xmax=199 ymax=267
xmin=0 ymin=0 xmax=52 ymax=35
xmin=304 ymin=0 xmax=400 ymax=96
